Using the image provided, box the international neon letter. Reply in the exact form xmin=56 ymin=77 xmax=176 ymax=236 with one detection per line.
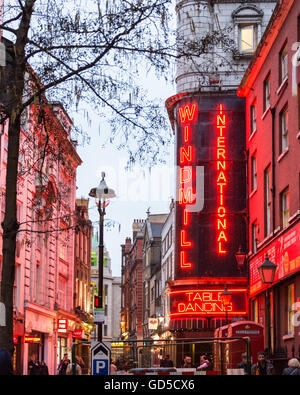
xmin=216 ymin=104 xmax=228 ymax=254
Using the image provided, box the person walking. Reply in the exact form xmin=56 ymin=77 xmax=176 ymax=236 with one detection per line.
xmin=251 ymin=351 xmax=274 ymax=375
xmin=282 ymin=358 xmax=300 ymax=375
xmin=0 ymin=348 xmax=13 ymax=375
xmin=57 ymin=353 xmax=70 ymax=375
xmin=40 ymin=360 xmax=49 ymax=375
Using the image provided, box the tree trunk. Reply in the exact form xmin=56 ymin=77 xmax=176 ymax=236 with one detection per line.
xmin=0 ymin=0 xmax=34 ymax=352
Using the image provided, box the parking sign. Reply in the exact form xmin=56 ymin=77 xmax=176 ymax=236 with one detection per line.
xmin=91 ymin=341 xmax=111 ymax=375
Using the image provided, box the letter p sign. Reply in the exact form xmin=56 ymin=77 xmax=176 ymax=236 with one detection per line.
xmin=93 ymin=359 xmax=108 ymax=375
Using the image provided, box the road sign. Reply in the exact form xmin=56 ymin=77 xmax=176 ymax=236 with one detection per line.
xmin=91 ymin=341 xmax=111 ymax=375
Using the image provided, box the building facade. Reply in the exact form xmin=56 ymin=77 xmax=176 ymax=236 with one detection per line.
xmin=142 ymin=213 xmax=168 ymax=340
xmin=72 ymin=198 xmax=94 ymax=350
xmin=0 ymin=96 xmax=82 ymax=374
xmin=120 ymin=220 xmax=144 ymax=341
xmin=160 ymin=200 xmax=175 ymax=339
xmin=165 ymin=0 xmax=276 ymax=354
xmin=238 ymin=0 xmax=300 ymax=371
xmin=91 ymin=233 xmax=121 ymax=342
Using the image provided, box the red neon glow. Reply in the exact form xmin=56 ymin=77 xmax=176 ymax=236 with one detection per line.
xmin=179 ymin=167 xmax=192 ymax=184
xmin=216 ymin=104 xmax=228 ymax=254
xmin=179 ymin=145 xmax=193 ymax=164
xmin=179 ymin=103 xmax=197 ymax=123
xmin=169 ymin=289 xmax=247 ymax=317
xmin=183 ymin=209 xmax=190 ymax=226
xmin=184 ymin=126 xmax=190 ymax=143
xmin=180 ymin=230 xmax=192 ymax=247
xmin=180 ymin=251 xmax=192 ymax=269
xmin=178 ymin=187 xmax=195 ymax=205
xmin=177 ymin=102 xmax=197 ymax=272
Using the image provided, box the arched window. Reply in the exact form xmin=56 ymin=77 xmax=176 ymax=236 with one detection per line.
xmin=232 ymin=5 xmax=264 ymax=55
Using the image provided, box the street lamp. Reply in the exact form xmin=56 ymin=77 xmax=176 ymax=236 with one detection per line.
xmin=257 ymin=253 xmax=277 ymax=284
xmin=221 ymin=285 xmax=233 ymax=325
xmin=235 ymin=245 xmax=247 ymax=270
xmin=257 ymin=253 xmax=277 ymax=355
xmin=89 ymin=172 xmax=116 ymax=342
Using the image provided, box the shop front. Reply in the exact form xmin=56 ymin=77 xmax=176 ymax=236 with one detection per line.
xmin=24 ymin=302 xmax=56 ymax=375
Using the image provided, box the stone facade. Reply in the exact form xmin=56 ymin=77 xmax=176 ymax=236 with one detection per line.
xmin=176 ymin=0 xmax=276 ymax=93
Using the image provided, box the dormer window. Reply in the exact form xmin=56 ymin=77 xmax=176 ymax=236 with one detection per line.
xmin=232 ymin=4 xmax=264 ymax=56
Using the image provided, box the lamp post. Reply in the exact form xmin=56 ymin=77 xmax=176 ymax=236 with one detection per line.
xmin=89 ymin=172 xmax=116 ymax=342
xmin=257 ymin=253 xmax=277 ymax=355
xmin=221 ymin=285 xmax=233 ymax=325
xmin=235 ymin=245 xmax=247 ymax=271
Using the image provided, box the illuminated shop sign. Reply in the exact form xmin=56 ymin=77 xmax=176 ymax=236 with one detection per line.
xmin=169 ymin=289 xmax=247 ymax=318
xmin=58 ymin=319 xmax=68 ymax=334
xmin=175 ymin=96 xmax=246 ymax=278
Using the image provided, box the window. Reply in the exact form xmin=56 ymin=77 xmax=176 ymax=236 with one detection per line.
xmin=287 ymin=284 xmax=294 ymax=335
xmin=263 ymin=75 xmax=271 ymax=113
xmin=240 ymin=24 xmax=257 ymax=53
xmin=279 ymin=44 xmax=288 ymax=84
xmin=250 ymin=102 xmax=257 ymax=134
xmin=251 ymin=222 xmax=257 ymax=253
xmin=279 ymin=106 xmax=288 ymax=153
xmin=104 ymin=325 xmax=108 ymax=337
xmin=264 ymin=167 xmax=271 ymax=237
xmin=251 ymin=299 xmax=258 ymax=323
xmin=251 ymin=155 xmax=257 ymax=191
xmin=280 ymin=188 xmax=290 ymax=229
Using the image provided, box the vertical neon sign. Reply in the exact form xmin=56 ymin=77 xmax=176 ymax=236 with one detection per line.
xmin=216 ymin=104 xmax=227 ymax=254
xmin=178 ymin=103 xmax=197 ymax=269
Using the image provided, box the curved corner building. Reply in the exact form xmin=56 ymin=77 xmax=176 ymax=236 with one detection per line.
xmin=165 ymin=0 xmax=276 ymax=341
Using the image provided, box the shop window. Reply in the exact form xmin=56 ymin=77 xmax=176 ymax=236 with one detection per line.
xmin=287 ymin=284 xmax=295 ymax=335
xmin=279 ymin=106 xmax=288 ymax=153
xmin=280 ymin=188 xmax=290 ymax=229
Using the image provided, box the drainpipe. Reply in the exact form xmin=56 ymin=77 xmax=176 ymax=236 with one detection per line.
xmin=271 ymin=107 xmax=276 ymax=235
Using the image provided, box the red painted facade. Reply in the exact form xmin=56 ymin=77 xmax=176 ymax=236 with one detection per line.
xmin=238 ymin=0 xmax=300 ymax=369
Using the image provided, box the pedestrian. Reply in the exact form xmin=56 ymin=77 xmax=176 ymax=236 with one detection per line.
xmin=237 ymin=352 xmax=250 ymax=375
xmin=76 ymin=356 xmax=85 ymax=369
xmin=160 ymin=354 xmax=174 ymax=367
xmin=57 ymin=353 xmax=70 ymax=375
xmin=282 ymin=358 xmax=300 ymax=375
xmin=0 ymin=348 xmax=13 ymax=375
xmin=251 ymin=351 xmax=274 ymax=375
xmin=182 ymin=355 xmax=195 ymax=368
xmin=110 ymin=358 xmax=118 ymax=373
xmin=28 ymin=354 xmax=41 ymax=375
xmin=66 ymin=359 xmax=82 ymax=375
xmin=40 ymin=360 xmax=49 ymax=375
xmin=196 ymin=355 xmax=211 ymax=371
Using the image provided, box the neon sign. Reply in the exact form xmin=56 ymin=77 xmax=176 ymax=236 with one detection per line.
xmin=216 ymin=104 xmax=228 ymax=254
xmin=177 ymin=103 xmax=197 ymax=269
xmin=169 ymin=289 xmax=247 ymax=317
xmin=174 ymin=96 xmax=246 ymax=279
